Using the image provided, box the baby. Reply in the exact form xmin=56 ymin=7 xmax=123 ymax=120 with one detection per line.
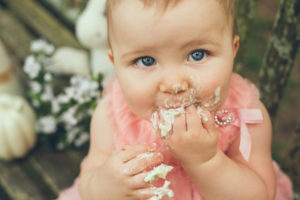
xmin=57 ymin=0 xmax=294 ymax=199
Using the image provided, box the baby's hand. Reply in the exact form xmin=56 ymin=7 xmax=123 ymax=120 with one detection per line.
xmin=164 ymin=106 xmax=218 ymax=166
xmin=96 ymin=143 xmax=163 ymax=200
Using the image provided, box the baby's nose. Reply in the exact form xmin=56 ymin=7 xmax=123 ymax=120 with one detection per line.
xmin=159 ymin=77 xmax=189 ymax=94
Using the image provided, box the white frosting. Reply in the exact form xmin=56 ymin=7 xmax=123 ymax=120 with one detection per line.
xmin=157 ymin=107 xmax=185 ymax=137
xmin=197 ymin=106 xmax=203 ymax=116
xmin=213 ymin=86 xmax=221 ymax=104
xmin=144 ymin=164 xmax=174 ymax=183
xmin=203 ymin=86 xmax=221 ymax=108
xmin=173 ymin=83 xmax=183 ymax=94
xmin=151 ymin=111 xmax=159 ymax=133
xmin=148 ymin=181 xmax=174 ymax=200
xmin=137 ymin=152 xmax=155 ymax=159
xmin=151 ymin=85 xmax=220 ymax=137
xmin=153 ymin=87 xmax=199 ymax=137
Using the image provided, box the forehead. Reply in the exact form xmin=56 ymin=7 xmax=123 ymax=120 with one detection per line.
xmin=109 ymin=0 xmax=229 ymax=52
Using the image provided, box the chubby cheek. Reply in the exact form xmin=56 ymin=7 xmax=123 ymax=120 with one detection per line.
xmin=115 ymin=69 xmax=155 ymax=120
xmin=121 ymin=86 xmax=155 ymax=120
xmin=127 ymin=97 xmax=153 ymax=119
xmin=198 ymin=78 xmax=230 ymax=112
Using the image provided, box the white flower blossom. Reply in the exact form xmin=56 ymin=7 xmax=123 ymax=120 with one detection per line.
xmin=30 ymin=81 xmax=42 ymax=93
xmin=57 ymin=94 xmax=70 ymax=104
xmin=61 ymin=106 xmax=78 ymax=126
xmin=24 ymin=55 xmax=41 ymax=79
xmin=23 ymin=39 xmax=99 ymax=149
xmin=75 ymin=133 xmax=89 ymax=147
xmin=32 ymin=99 xmax=40 ymax=107
xmin=87 ymin=109 xmax=94 ymax=116
xmin=65 ymin=76 xmax=100 ymax=103
xmin=66 ymin=127 xmax=80 ymax=143
xmin=37 ymin=115 xmax=57 ymax=134
xmin=44 ymin=73 xmax=53 ymax=82
xmin=65 ymin=87 xmax=76 ymax=99
xmin=41 ymin=84 xmax=54 ymax=101
xmin=30 ymin=39 xmax=55 ymax=55
xmin=51 ymin=99 xmax=61 ymax=114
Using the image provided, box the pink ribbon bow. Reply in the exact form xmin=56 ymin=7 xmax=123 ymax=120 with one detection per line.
xmin=237 ymin=109 xmax=263 ymax=161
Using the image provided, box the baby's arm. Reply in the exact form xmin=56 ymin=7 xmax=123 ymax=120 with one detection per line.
xmin=224 ymin=101 xmax=276 ymax=199
xmin=166 ymin=102 xmax=276 ymax=200
xmin=78 ymin=95 xmax=163 ymax=200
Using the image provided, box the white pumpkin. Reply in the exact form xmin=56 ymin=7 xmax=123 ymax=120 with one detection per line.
xmin=0 ymin=94 xmax=37 ymax=161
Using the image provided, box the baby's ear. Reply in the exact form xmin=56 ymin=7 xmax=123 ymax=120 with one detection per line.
xmin=233 ymin=35 xmax=240 ymax=58
xmin=107 ymin=49 xmax=114 ymax=64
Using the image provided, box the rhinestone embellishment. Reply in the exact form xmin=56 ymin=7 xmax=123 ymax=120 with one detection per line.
xmin=214 ymin=109 xmax=233 ymax=127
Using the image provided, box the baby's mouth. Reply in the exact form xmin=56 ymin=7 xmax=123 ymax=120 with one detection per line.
xmin=162 ymin=88 xmax=199 ymax=109
xmin=151 ymin=89 xmax=221 ymax=137
xmin=163 ymin=99 xmax=194 ymax=109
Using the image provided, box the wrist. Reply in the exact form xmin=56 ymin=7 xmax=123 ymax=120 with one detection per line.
xmin=180 ymin=148 xmax=222 ymax=173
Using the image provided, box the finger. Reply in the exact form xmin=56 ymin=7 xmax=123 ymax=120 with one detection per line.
xmin=124 ymin=152 xmax=163 ymax=176
xmin=135 ymin=186 xmax=173 ymax=200
xmin=134 ymin=187 xmax=157 ymax=200
xmin=151 ymin=109 xmax=172 ymax=139
xmin=201 ymin=110 xmax=216 ymax=132
xmin=172 ymin=113 xmax=186 ymax=137
xmin=118 ymin=143 xmax=156 ymax=163
xmin=128 ymin=172 xmax=150 ymax=189
xmin=186 ymin=105 xmax=203 ymax=132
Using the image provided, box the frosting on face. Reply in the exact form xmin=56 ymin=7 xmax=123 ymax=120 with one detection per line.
xmin=151 ymin=107 xmax=185 ymax=137
xmin=163 ymin=88 xmax=197 ymax=109
xmin=151 ymin=86 xmax=221 ymax=137
xmin=173 ymin=83 xmax=184 ymax=94
xmin=203 ymin=86 xmax=221 ymax=109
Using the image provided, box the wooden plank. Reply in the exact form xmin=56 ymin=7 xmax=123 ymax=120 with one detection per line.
xmin=0 ymin=144 xmax=87 ymax=200
xmin=0 ymin=8 xmax=34 ymax=61
xmin=4 ymin=0 xmax=81 ymax=48
xmin=28 ymin=144 xmax=87 ymax=195
xmin=37 ymin=0 xmax=87 ymax=28
xmin=0 ymin=160 xmax=52 ymax=200
xmin=0 ymin=183 xmax=11 ymax=200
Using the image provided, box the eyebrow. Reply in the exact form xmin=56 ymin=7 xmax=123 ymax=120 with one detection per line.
xmin=121 ymin=38 xmax=220 ymax=60
xmin=180 ymin=38 xmax=221 ymax=50
xmin=121 ymin=47 xmax=154 ymax=60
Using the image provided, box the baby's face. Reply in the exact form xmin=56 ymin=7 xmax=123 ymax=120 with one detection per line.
xmin=109 ymin=0 xmax=239 ymax=120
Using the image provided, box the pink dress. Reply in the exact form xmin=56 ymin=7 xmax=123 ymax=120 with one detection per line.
xmin=57 ymin=73 xmax=293 ymax=200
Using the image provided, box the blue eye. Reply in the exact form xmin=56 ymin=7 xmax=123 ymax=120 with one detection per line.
xmin=135 ymin=56 xmax=155 ymax=67
xmin=188 ymin=50 xmax=207 ymax=62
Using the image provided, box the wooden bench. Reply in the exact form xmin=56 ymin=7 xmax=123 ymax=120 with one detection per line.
xmin=0 ymin=144 xmax=87 ymax=200
xmin=0 ymin=0 xmax=88 ymax=199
